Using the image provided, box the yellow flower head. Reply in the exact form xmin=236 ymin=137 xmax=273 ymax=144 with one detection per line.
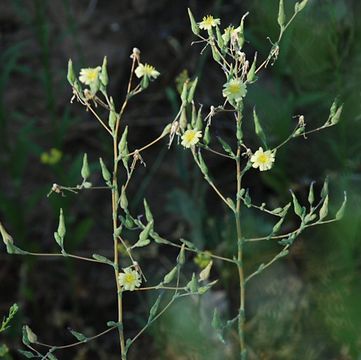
xmin=223 ymin=79 xmax=247 ymax=101
xmin=79 ymin=67 xmax=101 ymax=85
xmin=198 ymin=15 xmax=220 ymax=30
xmin=181 ymin=129 xmax=202 ymax=148
xmin=250 ymin=147 xmax=275 ymax=171
xmin=135 ymin=63 xmax=160 ymax=79
xmin=118 ymin=267 xmax=141 ymax=291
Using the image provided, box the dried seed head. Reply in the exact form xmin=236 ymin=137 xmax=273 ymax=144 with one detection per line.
xmin=131 ymin=47 xmax=141 ymax=62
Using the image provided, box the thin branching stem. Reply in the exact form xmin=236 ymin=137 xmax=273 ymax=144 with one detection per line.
xmin=36 ymin=326 xmax=116 ymax=350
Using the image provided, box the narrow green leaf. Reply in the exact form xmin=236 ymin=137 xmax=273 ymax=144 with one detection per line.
xmin=179 ymin=107 xmax=187 ymax=131
xmin=106 ymin=321 xmax=123 ymax=329
xmin=198 ymin=280 xmax=218 ymax=294
xmin=139 ymin=221 xmax=153 ymax=243
xmin=195 ymin=107 xmax=203 ymax=131
xmin=247 ymin=53 xmax=257 ymax=83
xmin=188 ymin=8 xmax=200 ymax=35
xmin=18 ymin=350 xmax=36 ymax=358
xmin=319 ymin=195 xmax=329 ymax=221
xmin=290 ymin=191 xmax=303 ymax=218
xmin=67 ymin=59 xmax=75 ymax=86
xmin=253 ymin=108 xmax=267 ymax=147
xmin=335 ymin=192 xmax=347 ymax=220
xmin=92 ymin=254 xmax=114 ymax=266
xmin=23 ymin=326 xmax=37 ymax=345
xmin=0 ymin=222 xmax=14 ymax=253
xmin=308 ymin=181 xmax=315 ymax=206
xmin=163 ymin=266 xmax=178 ymax=284
xmin=321 ymin=177 xmax=329 ymax=199
xmin=272 ymin=217 xmax=284 ymax=234
xmin=237 ymin=13 xmax=248 ymax=49
xmin=211 ymin=45 xmax=221 ymax=62
xmin=244 ymin=189 xmax=251 ymax=208
xmin=216 ymin=26 xmax=224 ymax=51
xmin=180 ymin=82 xmax=188 ymax=104
xmin=330 ymin=105 xmax=343 ymax=125
xmin=217 ymin=136 xmax=234 ymax=156
xmin=186 ymin=273 xmax=198 ymax=293
xmin=180 ymin=238 xmax=197 ymax=250
xmin=211 ymin=309 xmax=225 ymax=343
xmin=198 ymin=152 xmax=208 ymax=176
xmin=69 ymin=329 xmax=87 ymax=342
xmin=147 ymin=295 xmax=162 ymax=324
xmin=177 ymin=244 xmax=186 ymax=265
xmin=187 ymin=77 xmax=198 ymax=103
xmin=143 ymin=199 xmax=154 ymax=222
xmin=100 ymin=56 xmax=108 ymax=86
xmin=150 ymin=231 xmax=170 ymax=245
xmin=132 ymin=221 xmax=153 ymax=248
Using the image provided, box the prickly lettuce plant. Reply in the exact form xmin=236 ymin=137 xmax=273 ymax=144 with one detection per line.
xmin=176 ymin=1 xmax=346 ymax=358
xmin=0 ymin=48 xmax=218 ymax=359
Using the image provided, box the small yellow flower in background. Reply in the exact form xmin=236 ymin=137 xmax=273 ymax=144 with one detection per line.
xmin=194 ymin=251 xmax=212 ymax=269
xmin=223 ymin=79 xmax=247 ymax=101
xmin=118 ymin=267 xmax=141 ymax=291
xmin=181 ymin=129 xmax=202 ymax=148
xmin=198 ymin=15 xmax=220 ymax=30
xmin=79 ymin=67 xmax=101 ymax=85
xmin=40 ymin=148 xmax=62 ymax=165
xmin=250 ymin=147 xmax=275 ymax=171
xmin=135 ymin=63 xmax=160 ymax=79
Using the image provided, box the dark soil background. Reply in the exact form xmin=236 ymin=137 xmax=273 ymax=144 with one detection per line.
xmin=1 ymin=0 xmax=361 ymax=359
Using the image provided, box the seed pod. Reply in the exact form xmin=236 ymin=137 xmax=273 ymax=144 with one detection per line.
xmin=163 ymin=266 xmax=178 ymax=284
xmin=278 ymin=0 xmax=286 ymax=29
xmin=120 ymin=186 xmax=128 ymax=211
xmin=179 ymin=107 xmax=187 ymax=131
xmin=67 ymin=59 xmax=76 ymax=86
xmin=203 ymin=125 xmax=211 ymax=146
xmin=187 ymin=77 xmax=198 ymax=103
xmin=143 ymin=199 xmax=154 ymax=222
xmin=100 ymin=56 xmax=109 ymax=86
xmin=180 ymin=81 xmax=188 ymax=104
xmin=99 ymin=158 xmax=111 ymax=182
xmin=247 ymin=53 xmax=257 ymax=83
xmin=335 ymin=192 xmax=347 ymax=220
xmin=57 ymin=208 xmax=66 ymax=239
xmin=81 ymin=153 xmax=90 ymax=181
xmin=319 ymin=195 xmax=329 ymax=221
xmin=118 ymin=126 xmax=129 ymax=157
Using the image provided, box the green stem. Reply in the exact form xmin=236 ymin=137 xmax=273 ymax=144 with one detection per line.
xmin=112 ymin=131 xmax=126 ymax=359
xmin=235 ymin=146 xmax=246 ymax=359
